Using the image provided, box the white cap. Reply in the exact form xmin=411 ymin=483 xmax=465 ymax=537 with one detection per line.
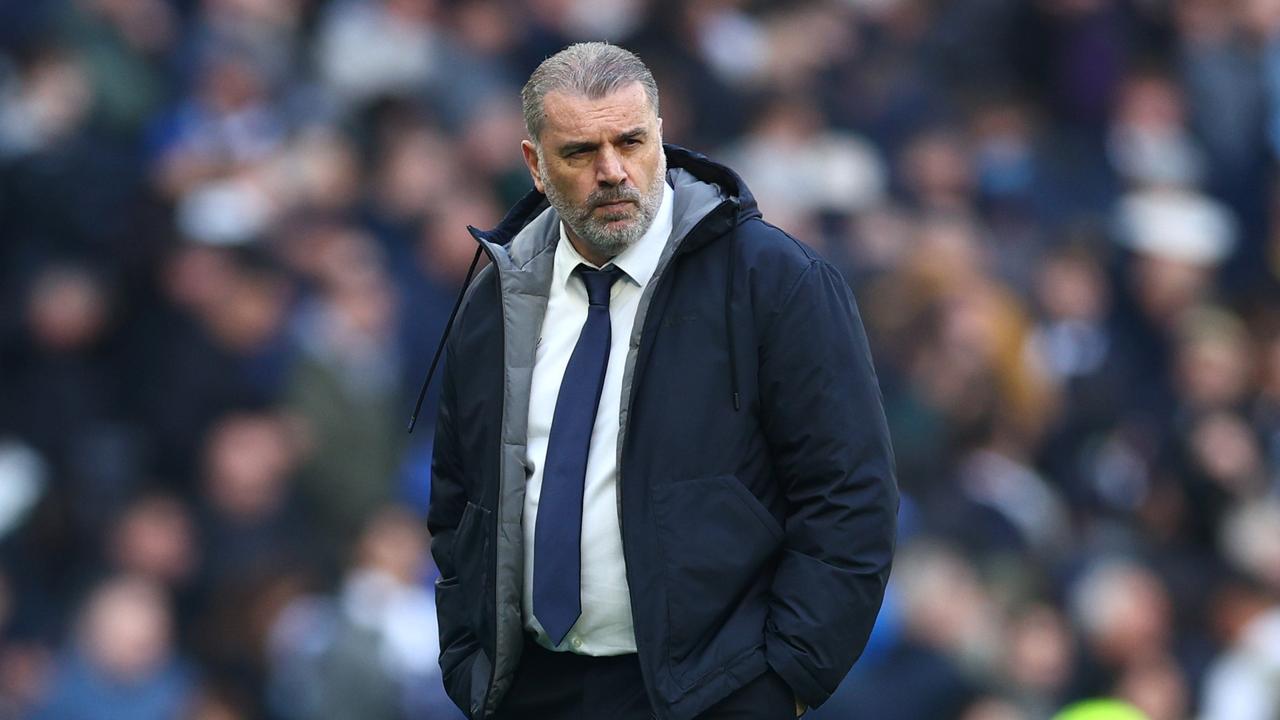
xmin=177 ymin=177 xmax=273 ymax=246
xmin=1116 ymin=188 xmax=1237 ymax=265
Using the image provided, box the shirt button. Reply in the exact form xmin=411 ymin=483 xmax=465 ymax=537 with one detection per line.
xmin=571 ymin=636 xmax=584 ymax=650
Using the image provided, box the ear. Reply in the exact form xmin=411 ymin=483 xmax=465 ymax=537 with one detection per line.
xmin=521 ymin=140 xmax=545 ymax=194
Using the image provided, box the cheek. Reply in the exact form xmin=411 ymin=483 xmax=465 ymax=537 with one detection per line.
xmin=554 ymin=170 xmax=595 ymax=201
xmin=630 ymin=150 xmax=663 ymax=188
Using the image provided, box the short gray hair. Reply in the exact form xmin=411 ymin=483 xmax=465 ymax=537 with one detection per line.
xmin=521 ymin=42 xmax=660 ymax=144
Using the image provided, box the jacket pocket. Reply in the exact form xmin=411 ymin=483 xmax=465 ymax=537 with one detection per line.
xmin=436 ymin=575 xmax=478 ymax=715
xmin=454 ymin=501 xmax=493 ymax=635
xmin=653 ymin=475 xmax=782 ymax=687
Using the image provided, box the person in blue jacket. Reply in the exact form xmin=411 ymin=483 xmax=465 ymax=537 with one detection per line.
xmin=413 ymin=41 xmax=897 ymax=720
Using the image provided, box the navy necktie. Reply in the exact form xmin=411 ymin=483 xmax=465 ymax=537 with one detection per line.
xmin=533 ymin=263 xmax=626 ymax=647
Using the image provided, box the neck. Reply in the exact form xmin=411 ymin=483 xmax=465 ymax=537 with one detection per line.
xmin=565 ymin=227 xmax=613 ymax=267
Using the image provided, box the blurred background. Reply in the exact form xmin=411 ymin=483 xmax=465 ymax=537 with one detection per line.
xmin=1 ymin=0 xmax=1279 ymax=718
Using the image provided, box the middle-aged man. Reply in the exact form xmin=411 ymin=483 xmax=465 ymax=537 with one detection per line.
xmin=418 ymin=42 xmax=897 ymax=720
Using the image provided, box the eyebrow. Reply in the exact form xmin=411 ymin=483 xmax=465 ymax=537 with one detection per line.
xmin=558 ymin=127 xmax=649 ymax=157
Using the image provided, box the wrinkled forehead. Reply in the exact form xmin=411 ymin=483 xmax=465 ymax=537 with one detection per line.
xmin=539 ymin=82 xmax=657 ymax=144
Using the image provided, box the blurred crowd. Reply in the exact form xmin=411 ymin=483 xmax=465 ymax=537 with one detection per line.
xmin=1 ymin=0 xmax=1279 ymax=718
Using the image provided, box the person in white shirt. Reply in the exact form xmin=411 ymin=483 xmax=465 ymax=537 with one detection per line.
xmin=422 ymin=41 xmax=897 ymax=720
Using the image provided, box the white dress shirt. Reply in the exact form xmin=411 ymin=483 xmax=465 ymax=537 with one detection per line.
xmin=522 ymin=181 xmax=674 ymax=655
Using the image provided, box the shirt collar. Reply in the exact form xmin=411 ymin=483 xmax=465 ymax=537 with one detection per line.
xmin=554 ymin=180 xmax=673 ymax=290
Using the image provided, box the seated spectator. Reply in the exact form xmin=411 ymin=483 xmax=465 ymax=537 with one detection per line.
xmin=266 ymin=506 xmax=459 ymax=720
xmin=29 ymin=575 xmax=195 ymax=720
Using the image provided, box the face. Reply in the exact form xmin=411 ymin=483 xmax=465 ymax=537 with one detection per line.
xmin=522 ymin=82 xmax=665 ymax=262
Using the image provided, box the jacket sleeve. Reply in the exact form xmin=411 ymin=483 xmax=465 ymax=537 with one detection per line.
xmin=757 ymin=258 xmax=898 ymax=709
xmin=428 ymin=340 xmax=483 ymax=718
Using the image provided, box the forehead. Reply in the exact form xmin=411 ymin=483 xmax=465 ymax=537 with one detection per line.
xmin=539 ymin=82 xmax=655 ymax=143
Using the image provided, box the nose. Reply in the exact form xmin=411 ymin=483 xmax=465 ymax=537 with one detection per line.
xmin=594 ymin=145 xmax=627 ymax=187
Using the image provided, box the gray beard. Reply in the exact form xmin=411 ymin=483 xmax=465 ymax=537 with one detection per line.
xmin=540 ymin=151 xmax=667 ymax=261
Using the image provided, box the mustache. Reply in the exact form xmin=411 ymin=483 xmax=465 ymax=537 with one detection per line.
xmin=588 ymin=187 xmax=641 ymax=208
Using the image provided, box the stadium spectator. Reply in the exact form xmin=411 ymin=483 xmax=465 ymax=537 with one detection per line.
xmin=28 ymin=576 xmax=195 ymax=720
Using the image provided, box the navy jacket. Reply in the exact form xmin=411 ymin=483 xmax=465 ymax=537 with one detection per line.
xmin=426 ymin=145 xmax=897 ymax=720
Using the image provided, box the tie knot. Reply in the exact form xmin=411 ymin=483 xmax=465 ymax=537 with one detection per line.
xmin=577 ymin=265 xmax=625 ymax=307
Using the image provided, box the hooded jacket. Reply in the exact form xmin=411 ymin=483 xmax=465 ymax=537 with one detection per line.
xmin=424 ymin=145 xmax=897 ymax=720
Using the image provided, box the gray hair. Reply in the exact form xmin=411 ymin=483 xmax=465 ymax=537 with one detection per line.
xmin=521 ymin=42 xmax=659 ymax=144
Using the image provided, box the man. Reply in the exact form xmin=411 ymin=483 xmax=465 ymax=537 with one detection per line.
xmin=423 ymin=42 xmax=897 ymax=720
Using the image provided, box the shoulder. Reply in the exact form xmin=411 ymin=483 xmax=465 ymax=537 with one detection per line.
xmin=459 ymin=263 xmax=499 ymax=314
xmin=734 ymin=217 xmax=819 ymax=265
xmin=448 ymin=263 xmax=501 ymax=351
xmin=732 ymin=216 xmax=835 ymax=302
